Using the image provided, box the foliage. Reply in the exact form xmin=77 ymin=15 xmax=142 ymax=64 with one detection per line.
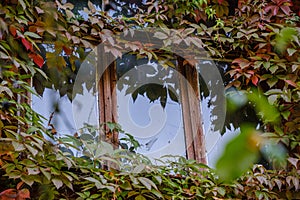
xmin=223 ymin=0 xmax=300 ymax=161
xmin=0 ymin=0 xmax=300 ymax=199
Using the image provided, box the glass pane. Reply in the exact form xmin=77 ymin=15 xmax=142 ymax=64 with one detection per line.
xmin=199 ymin=61 xmax=239 ymax=167
xmin=117 ymin=62 xmax=186 ymax=160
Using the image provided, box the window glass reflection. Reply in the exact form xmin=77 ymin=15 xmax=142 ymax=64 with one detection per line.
xmin=117 ymin=62 xmax=186 ymax=159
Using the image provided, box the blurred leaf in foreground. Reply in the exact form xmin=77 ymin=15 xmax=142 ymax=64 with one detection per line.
xmin=274 ymin=27 xmax=298 ymax=54
xmin=247 ymin=89 xmax=280 ymax=124
xmin=261 ymin=141 xmax=288 ymax=169
xmin=216 ymin=124 xmax=261 ymax=182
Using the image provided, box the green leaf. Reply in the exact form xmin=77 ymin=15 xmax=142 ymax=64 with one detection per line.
xmin=275 ymin=27 xmax=298 ymax=53
xmin=261 ymin=142 xmax=288 ymax=168
xmin=8 ymin=171 xmax=22 ymax=179
xmin=28 ymin=167 xmax=40 ymax=175
xmin=138 ymin=177 xmax=157 ymax=191
xmin=266 ymin=77 xmax=278 ymax=88
xmin=106 ymin=122 xmax=116 ymax=130
xmin=264 ymin=89 xmax=282 ymax=96
xmin=105 ymin=185 xmax=115 ymax=192
xmin=263 ymin=62 xmax=270 ymax=70
xmin=25 ymin=144 xmax=39 ymax=156
xmin=52 ymin=178 xmax=63 ymax=189
xmin=0 ymin=86 xmax=13 ymax=97
xmin=153 ymin=176 xmax=162 ymax=185
xmin=287 ymin=48 xmax=297 ymax=56
xmin=77 ymin=192 xmax=87 ymax=199
xmin=153 ymin=32 xmax=168 ymax=40
xmin=12 ymin=141 xmax=25 ymax=151
xmin=21 ymin=175 xmax=35 ymax=186
xmin=40 ymin=167 xmax=51 ymax=180
xmin=4 ymin=163 xmax=15 ymax=174
xmin=94 ymin=141 xmax=114 ymax=158
xmin=19 ymin=0 xmax=26 ymax=9
xmin=80 ymin=133 xmax=94 ymax=141
xmin=216 ymin=124 xmax=260 ymax=182
xmin=62 ymin=178 xmax=74 ymax=190
xmin=281 ymin=110 xmax=290 ymax=120
xmin=24 ymin=31 xmax=41 ymax=39
xmin=84 ymin=177 xmax=102 ymax=185
xmin=84 ymin=191 xmax=90 ymax=197
xmin=35 ymin=67 xmax=48 ymax=80
xmin=132 ymin=164 xmax=145 ymax=174
xmin=150 ymin=189 xmax=163 ymax=198
xmin=51 ymin=167 xmax=61 ymax=176
xmin=248 ymin=89 xmax=280 ymax=123
xmin=217 ymin=187 xmax=226 ymax=196
xmin=90 ymin=194 xmax=101 ymax=199
xmin=269 ymin=65 xmax=278 ymax=74
xmin=120 ymin=180 xmax=132 ymax=190
xmin=0 ymin=51 xmax=10 ymax=59
xmin=135 ymin=195 xmax=147 ymax=200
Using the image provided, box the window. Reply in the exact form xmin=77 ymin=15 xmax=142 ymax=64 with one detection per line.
xmin=32 ymin=47 xmax=239 ymax=166
xmin=31 ymin=0 xmax=241 ymax=166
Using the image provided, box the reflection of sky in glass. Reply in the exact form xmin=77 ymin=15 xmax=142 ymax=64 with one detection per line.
xmin=201 ymin=95 xmax=238 ymax=167
xmin=128 ymin=96 xmax=153 ymax=127
xmin=72 ymin=83 xmax=99 ymax=130
xmin=117 ymin=86 xmax=186 ymax=158
xmin=32 ymin=88 xmax=76 ymax=137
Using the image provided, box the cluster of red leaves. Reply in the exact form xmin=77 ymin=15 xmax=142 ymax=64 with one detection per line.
xmin=3 ymin=13 xmax=44 ymax=68
xmin=0 ymin=182 xmax=30 ymax=200
xmin=230 ymin=58 xmax=260 ymax=86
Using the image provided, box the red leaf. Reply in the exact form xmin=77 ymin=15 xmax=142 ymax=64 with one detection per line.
xmin=21 ymin=38 xmax=33 ymax=51
xmin=17 ymin=189 xmax=30 ymax=200
xmin=238 ymin=0 xmax=246 ymax=8
xmin=264 ymin=5 xmax=276 ymax=15
xmin=273 ymin=6 xmax=279 ymax=15
xmin=16 ymin=182 xmax=24 ymax=190
xmin=194 ymin=9 xmax=202 ymax=23
xmin=280 ymin=6 xmax=291 ymax=15
xmin=9 ymin=25 xmax=17 ymax=37
xmin=251 ymin=76 xmax=259 ymax=86
xmin=232 ymin=58 xmax=251 ymax=69
xmin=29 ymin=53 xmax=44 ymax=68
xmin=284 ymin=79 xmax=298 ymax=88
xmin=256 ymin=54 xmax=271 ymax=61
xmin=0 ymin=189 xmax=17 ymax=200
xmin=62 ymin=46 xmax=72 ymax=55
xmin=232 ymin=58 xmax=249 ymax=64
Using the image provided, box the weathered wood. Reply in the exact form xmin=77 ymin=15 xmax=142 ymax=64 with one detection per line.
xmin=110 ymin=62 xmax=118 ymax=148
xmin=186 ymin=64 xmax=206 ymax=164
xmin=96 ymin=48 xmax=118 ymax=170
xmin=103 ymin=66 xmax=112 ymax=123
xmin=97 ymin=47 xmax=106 ymax=142
xmin=177 ymin=58 xmax=195 ymax=160
xmin=97 ymin=47 xmax=118 ymax=148
xmin=177 ymin=57 xmax=207 ymax=164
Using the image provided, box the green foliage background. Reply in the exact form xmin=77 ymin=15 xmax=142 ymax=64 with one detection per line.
xmin=0 ymin=0 xmax=300 ymax=199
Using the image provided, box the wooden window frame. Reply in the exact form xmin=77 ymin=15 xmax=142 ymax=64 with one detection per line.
xmin=97 ymin=53 xmax=207 ymax=164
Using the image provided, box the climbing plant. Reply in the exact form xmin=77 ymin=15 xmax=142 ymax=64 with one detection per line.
xmin=0 ymin=0 xmax=300 ymax=199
